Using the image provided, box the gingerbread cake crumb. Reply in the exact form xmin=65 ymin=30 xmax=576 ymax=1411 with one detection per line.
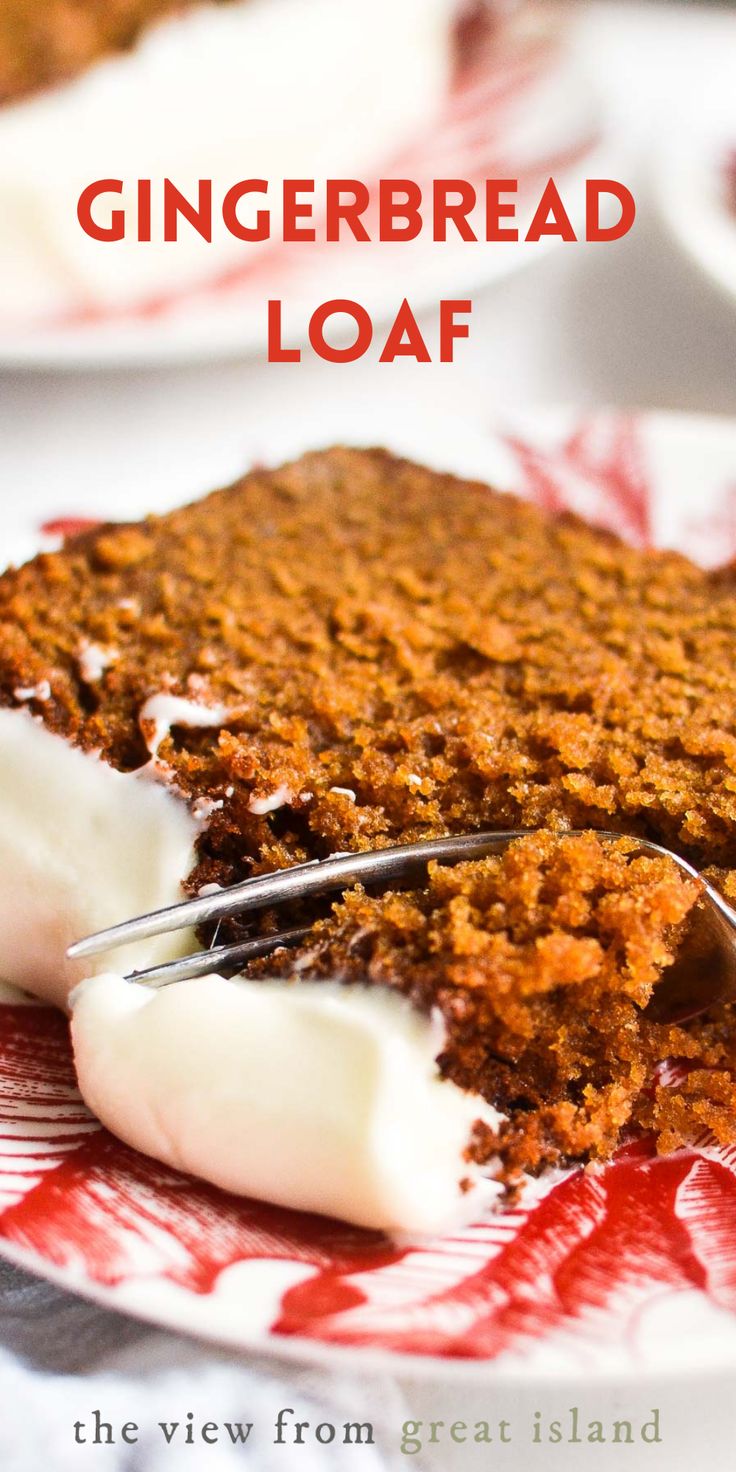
xmin=249 ymin=831 xmax=726 ymax=1182
xmin=2 ymin=445 xmax=736 ymax=1185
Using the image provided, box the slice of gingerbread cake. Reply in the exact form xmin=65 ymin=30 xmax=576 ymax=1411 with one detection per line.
xmin=0 ymin=446 xmax=734 ymax=1233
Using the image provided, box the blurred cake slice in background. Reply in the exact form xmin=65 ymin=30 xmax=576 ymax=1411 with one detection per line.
xmin=0 ymin=0 xmax=459 ymax=323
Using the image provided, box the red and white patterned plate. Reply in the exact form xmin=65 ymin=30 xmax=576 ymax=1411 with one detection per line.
xmin=3 ymin=410 xmax=736 ymax=1384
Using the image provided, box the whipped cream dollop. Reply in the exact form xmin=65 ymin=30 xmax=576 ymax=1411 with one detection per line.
xmin=0 ymin=703 xmax=503 ymax=1234
xmin=0 ymin=0 xmax=457 ymax=323
xmin=0 ymin=708 xmax=198 ymax=1004
xmin=71 ymin=974 xmax=503 ymax=1235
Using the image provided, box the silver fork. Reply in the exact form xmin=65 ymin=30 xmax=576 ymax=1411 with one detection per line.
xmin=66 ymin=829 xmax=736 ymax=1024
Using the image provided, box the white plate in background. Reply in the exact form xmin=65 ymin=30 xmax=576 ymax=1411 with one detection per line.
xmin=0 ymin=17 xmax=602 ymax=369
xmin=656 ymin=104 xmax=736 ymax=309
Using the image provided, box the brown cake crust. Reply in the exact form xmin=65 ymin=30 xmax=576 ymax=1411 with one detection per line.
xmin=0 ymin=0 xmax=235 ymax=104
xmin=2 ymin=446 xmax=736 ymax=1180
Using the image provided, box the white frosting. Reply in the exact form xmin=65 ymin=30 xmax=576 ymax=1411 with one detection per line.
xmin=13 ymin=680 xmax=51 ymax=702
xmin=0 ymin=701 xmax=503 ymax=1233
xmin=70 ymin=974 xmax=503 ymax=1235
xmin=0 ymin=0 xmax=456 ymax=323
xmin=77 ymin=642 xmax=118 ymax=683
xmin=0 ymin=709 xmax=198 ymax=1005
xmin=248 ymin=783 xmax=293 ymax=815
xmin=138 ymin=693 xmax=241 ymax=757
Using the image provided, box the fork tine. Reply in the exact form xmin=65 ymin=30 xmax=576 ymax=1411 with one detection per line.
xmin=124 ymin=925 xmax=312 ymax=989
xmin=69 ymin=824 xmax=712 ymax=971
xmin=67 ymin=830 xmax=531 ymax=962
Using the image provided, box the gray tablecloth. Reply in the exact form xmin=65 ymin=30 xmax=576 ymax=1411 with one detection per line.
xmin=0 ymin=1259 xmax=406 ymax=1472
